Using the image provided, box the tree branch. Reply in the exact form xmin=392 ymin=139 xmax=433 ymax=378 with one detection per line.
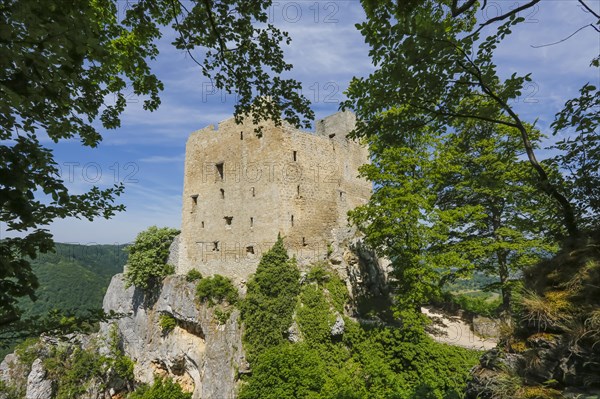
xmin=471 ymin=0 xmax=541 ymax=37
xmin=531 ymin=24 xmax=599 ymax=48
xmin=578 ymin=0 xmax=600 ymax=19
xmin=451 ymin=0 xmax=477 ymax=17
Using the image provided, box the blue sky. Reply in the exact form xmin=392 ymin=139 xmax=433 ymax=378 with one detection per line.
xmin=5 ymin=1 xmax=599 ymax=245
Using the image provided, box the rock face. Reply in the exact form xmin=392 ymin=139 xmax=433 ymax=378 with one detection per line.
xmin=25 ymin=359 xmax=53 ymax=399
xmin=101 ymin=273 xmax=244 ymax=399
xmin=467 ymin=335 xmax=600 ymax=398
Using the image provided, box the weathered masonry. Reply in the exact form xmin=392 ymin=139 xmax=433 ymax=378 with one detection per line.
xmin=176 ymin=111 xmax=371 ymax=281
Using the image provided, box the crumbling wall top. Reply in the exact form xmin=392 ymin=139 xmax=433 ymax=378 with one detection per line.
xmin=315 ymin=110 xmax=356 ymax=139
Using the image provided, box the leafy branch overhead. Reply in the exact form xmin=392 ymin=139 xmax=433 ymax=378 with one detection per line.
xmin=344 ymin=0 xmax=599 ymax=238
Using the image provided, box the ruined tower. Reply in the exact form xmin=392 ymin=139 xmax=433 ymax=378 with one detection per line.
xmin=176 ymin=111 xmax=371 ymax=282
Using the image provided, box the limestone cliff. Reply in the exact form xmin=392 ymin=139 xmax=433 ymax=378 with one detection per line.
xmin=100 ymin=274 xmax=245 ymax=399
xmin=0 ymin=274 xmax=245 ymax=399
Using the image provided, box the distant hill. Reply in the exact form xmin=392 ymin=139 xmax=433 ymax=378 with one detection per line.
xmin=19 ymin=243 xmax=128 ymax=317
xmin=0 ymin=243 xmax=127 ymax=359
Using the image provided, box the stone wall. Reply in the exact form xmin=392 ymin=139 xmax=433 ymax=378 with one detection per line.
xmin=177 ymin=111 xmax=371 ymax=282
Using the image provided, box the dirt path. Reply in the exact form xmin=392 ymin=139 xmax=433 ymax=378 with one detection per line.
xmin=421 ymin=307 xmax=497 ymax=351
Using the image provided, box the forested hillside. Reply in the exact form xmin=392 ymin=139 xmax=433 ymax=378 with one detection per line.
xmin=0 ymin=243 xmax=126 ymax=358
xmin=20 ymin=243 xmax=126 ymax=318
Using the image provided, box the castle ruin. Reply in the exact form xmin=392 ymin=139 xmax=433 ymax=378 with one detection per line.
xmin=175 ymin=111 xmax=371 ymax=282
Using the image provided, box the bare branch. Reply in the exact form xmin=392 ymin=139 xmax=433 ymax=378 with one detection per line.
xmin=531 ymin=24 xmax=599 ymax=48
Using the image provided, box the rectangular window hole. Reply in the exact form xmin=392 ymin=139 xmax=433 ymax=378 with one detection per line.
xmin=302 ymin=237 xmax=307 ymax=247
xmin=224 ymin=216 xmax=233 ymax=225
xmin=246 ymin=246 xmax=254 ymax=255
xmin=240 ymin=131 xmax=244 ymax=140
xmin=191 ymin=194 xmax=198 ymax=205
xmin=293 ymin=151 xmax=297 ymax=161
xmin=216 ymin=162 xmax=224 ymax=180
xmin=213 ymin=241 xmax=219 ymax=251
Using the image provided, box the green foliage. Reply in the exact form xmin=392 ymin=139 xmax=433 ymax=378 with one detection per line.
xmin=196 ymin=275 xmax=238 ymax=307
xmin=0 ymin=380 xmax=24 ymax=399
xmin=39 ymin=325 xmax=135 ymax=397
xmin=240 ymin=267 xmax=481 ymax=398
xmin=159 ymin=314 xmax=177 ymax=334
xmin=343 ymin=1 xmax=589 ymax=237
xmin=107 ymin=323 xmax=135 ymax=381
xmin=128 ymin=376 xmax=192 ymax=399
xmin=349 ymin=117 xmax=557 ymax=317
xmin=14 ymin=337 xmax=40 ymax=369
xmin=213 ymin=308 xmax=231 ymax=325
xmin=241 ymin=236 xmax=300 ymax=359
xmin=296 ymin=284 xmax=333 ymax=345
xmin=1 ymin=0 xmax=313 ymax=330
xmin=238 ymin=343 xmax=326 ymax=399
xmin=441 ymin=292 xmax=502 ymax=318
xmin=306 ymin=264 xmax=349 ymax=314
xmin=185 ymin=269 xmax=203 ymax=282
xmin=124 ymin=226 xmax=179 ymax=289
xmin=550 ymin=59 xmax=600 ymax=230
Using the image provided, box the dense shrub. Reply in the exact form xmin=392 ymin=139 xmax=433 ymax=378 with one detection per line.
xmin=196 ymin=274 xmax=238 ymax=306
xmin=241 ymin=236 xmax=300 ymax=359
xmin=238 ymin=343 xmax=326 ymax=399
xmin=128 ymin=377 xmax=192 ymax=399
xmin=185 ymin=269 xmax=203 ymax=282
xmin=124 ymin=226 xmax=179 ymax=289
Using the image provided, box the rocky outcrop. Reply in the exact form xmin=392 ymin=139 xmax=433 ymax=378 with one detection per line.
xmin=101 ymin=273 xmax=245 ymax=399
xmin=467 ymin=342 xmax=600 ymax=399
xmin=25 ymin=359 xmax=52 ymax=399
xmin=467 ymin=236 xmax=600 ymax=398
xmin=328 ymin=227 xmax=391 ymax=312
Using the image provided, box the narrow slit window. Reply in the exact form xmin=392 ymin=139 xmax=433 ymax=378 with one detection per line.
xmin=216 ymin=162 xmax=224 ymax=180
xmin=297 ymin=185 xmax=300 ymax=197
xmin=246 ymin=246 xmax=254 ymax=255
xmin=220 ymin=188 xmax=225 ymax=199
xmin=291 ymin=215 xmax=294 ymax=227
xmin=293 ymin=151 xmax=297 ymax=161
xmin=251 ymin=187 xmax=255 ymax=197
xmin=302 ymin=237 xmax=307 ymax=247
xmin=250 ymin=217 xmax=254 ymax=227
xmin=224 ymin=216 xmax=233 ymax=225
xmin=201 ymin=221 xmax=205 ymax=228
xmin=240 ymin=131 xmax=244 ymax=140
